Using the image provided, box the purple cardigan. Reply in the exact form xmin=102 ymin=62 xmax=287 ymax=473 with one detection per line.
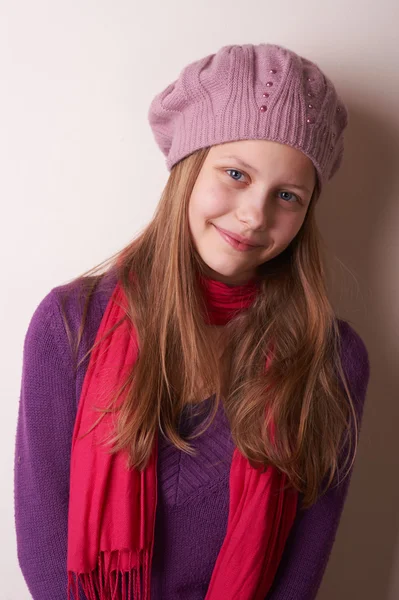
xmin=14 ymin=269 xmax=370 ymax=599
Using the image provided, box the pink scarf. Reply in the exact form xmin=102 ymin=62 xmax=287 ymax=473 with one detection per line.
xmin=67 ymin=273 xmax=298 ymax=599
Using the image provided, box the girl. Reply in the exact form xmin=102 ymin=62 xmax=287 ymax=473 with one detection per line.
xmin=14 ymin=43 xmax=370 ymax=600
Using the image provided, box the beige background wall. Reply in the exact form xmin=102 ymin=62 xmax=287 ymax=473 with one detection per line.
xmin=1 ymin=0 xmax=398 ymax=598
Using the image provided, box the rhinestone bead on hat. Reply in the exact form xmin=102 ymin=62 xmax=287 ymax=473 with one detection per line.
xmin=305 ymin=71 xmax=316 ymax=124
xmin=330 ymin=106 xmax=343 ymax=151
xmin=259 ymin=68 xmax=277 ymax=112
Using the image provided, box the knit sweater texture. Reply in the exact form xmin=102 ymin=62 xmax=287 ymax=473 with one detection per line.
xmin=14 ymin=269 xmax=371 ymax=599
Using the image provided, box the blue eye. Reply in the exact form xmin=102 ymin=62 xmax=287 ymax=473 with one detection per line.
xmin=278 ymin=191 xmax=299 ymax=203
xmin=226 ymin=169 xmax=245 ymax=182
xmin=225 ymin=170 xmax=300 ymax=203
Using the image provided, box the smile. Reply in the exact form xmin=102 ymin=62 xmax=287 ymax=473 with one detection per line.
xmin=213 ymin=225 xmax=261 ymax=252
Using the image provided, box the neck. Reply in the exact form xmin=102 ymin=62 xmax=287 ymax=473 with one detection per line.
xmin=198 ymin=272 xmax=260 ymax=326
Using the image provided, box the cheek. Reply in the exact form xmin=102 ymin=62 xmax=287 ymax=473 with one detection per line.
xmin=271 ymin=214 xmax=306 ymax=247
xmin=281 ymin=217 xmax=301 ymax=237
xmin=190 ymin=183 xmax=232 ymax=224
xmin=288 ymin=213 xmax=306 ymax=237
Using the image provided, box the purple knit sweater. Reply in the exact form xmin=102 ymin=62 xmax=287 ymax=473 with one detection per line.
xmin=14 ymin=269 xmax=370 ymax=600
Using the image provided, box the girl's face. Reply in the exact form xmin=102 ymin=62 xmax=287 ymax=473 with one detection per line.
xmin=188 ymin=139 xmax=317 ymax=285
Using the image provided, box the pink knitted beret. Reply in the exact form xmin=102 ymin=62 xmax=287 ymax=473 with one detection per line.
xmin=148 ymin=43 xmax=349 ymax=194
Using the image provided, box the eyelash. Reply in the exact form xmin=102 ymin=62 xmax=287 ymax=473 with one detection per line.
xmin=225 ymin=169 xmax=301 ymax=204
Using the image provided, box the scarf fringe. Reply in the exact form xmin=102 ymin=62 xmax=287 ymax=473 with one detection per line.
xmin=67 ymin=549 xmax=151 ymax=600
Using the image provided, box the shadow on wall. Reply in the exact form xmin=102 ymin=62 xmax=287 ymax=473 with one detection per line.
xmin=315 ymin=102 xmax=399 ymax=599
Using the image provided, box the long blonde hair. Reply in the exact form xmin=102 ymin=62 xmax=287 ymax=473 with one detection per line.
xmin=59 ymin=146 xmax=359 ymax=509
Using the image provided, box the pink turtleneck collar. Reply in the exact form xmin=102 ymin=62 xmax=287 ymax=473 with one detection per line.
xmin=198 ymin=272 xmax=260 ymax=326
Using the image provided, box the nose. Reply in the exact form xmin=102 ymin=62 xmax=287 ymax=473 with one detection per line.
xmin=235 ymin=193 xmax=269 ymax=231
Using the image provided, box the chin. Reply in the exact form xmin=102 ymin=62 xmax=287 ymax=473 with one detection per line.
xmin=201 ymin=256 xmax=254 ymax=284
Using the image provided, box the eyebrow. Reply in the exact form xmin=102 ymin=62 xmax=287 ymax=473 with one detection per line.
xmin=217 ymin=154 xmax=313 ymax=195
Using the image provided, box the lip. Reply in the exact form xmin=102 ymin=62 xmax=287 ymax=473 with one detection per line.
xmin=214 ymin=225 xmax=262 ymax=252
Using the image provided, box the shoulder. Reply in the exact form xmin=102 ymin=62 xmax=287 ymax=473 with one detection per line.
xmin=24 ymin=267 xmax=118 ymax=367
xmin=335 ymin=318 xmax=371 ymax=416
xmin=335 ymin=318 xmax=370 ymax=381
xmin=52 ymin=266 xmax=118 ymax=326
